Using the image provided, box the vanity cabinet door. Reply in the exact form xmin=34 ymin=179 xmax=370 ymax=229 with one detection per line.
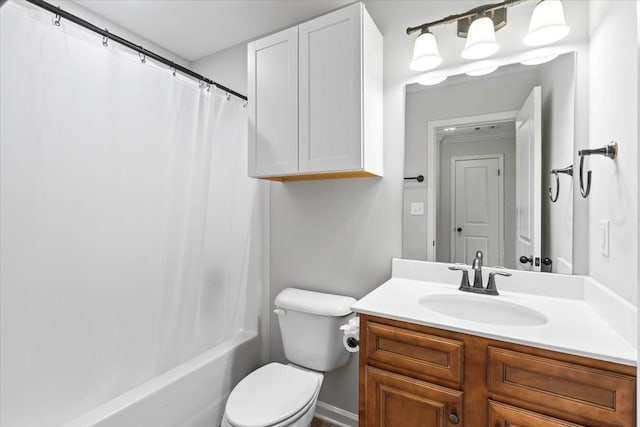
xmin=364 ymin=366 xmax=463 ymax=427
xmin=298 ymin=3 xmax=362 ymax=173
xmin=489 ymin=401 xmax=584 ymax=427
xmin=247 ymin=27 xmax=299 ymax=177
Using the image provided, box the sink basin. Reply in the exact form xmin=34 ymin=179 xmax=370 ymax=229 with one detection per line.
xmin=419 ymin=293 xmax=548 ymax=327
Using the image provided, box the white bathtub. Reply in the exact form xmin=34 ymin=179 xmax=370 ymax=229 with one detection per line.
xmin=62 ymin=331 xmax=260 ymax=427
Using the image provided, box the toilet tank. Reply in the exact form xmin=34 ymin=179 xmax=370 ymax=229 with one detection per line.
xmin=275 ymin=288 xmax=356 ymax=372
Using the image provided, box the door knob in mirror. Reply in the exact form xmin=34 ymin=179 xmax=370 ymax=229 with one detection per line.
xmin=519 ymin=255 xmax=533 ymax=265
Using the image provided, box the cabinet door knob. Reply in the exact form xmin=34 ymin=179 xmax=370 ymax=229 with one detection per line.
xmin=456 ymin=227 xmax=462 ymax=232
xmin=448 ymin=413 xmax=460 ymax=424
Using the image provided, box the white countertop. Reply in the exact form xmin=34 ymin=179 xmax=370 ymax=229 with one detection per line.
xmin=352 ymin=259 xmax=637 ymax=366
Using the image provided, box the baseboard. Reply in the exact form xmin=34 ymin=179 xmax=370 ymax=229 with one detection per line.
xmin=314 ymin=401 xmax=358 ymax=427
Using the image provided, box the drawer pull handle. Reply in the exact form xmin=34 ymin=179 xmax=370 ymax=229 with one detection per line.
xmin=448 ymin=413 xmax=460 ymax=424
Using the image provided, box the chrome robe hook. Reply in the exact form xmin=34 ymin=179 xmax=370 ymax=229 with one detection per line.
xmin=577 ymin=142 xmax=618 ymax=198
xmin=548 ymin=165 xmax=573 ymax=203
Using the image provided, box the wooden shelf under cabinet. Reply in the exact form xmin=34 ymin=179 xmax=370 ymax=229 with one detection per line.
xmin=359 ymin=314 xmax=636 ymax=427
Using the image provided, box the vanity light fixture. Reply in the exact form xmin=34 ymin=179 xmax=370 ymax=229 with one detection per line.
xmin=407 ymin=0 xmax=569 ymax=71
xmin=461 ymin=16 xmax=500 ymax=59
xmin=410 ymin=29 xmax=443 ymax=71
xmin=524 ymin=0 xmax=569 ymax=46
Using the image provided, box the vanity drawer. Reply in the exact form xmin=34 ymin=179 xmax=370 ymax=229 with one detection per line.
xmin=487 ymin=347 xmax=636 ymax=426
xmin=488 ymin=401 xmax=584 ymax=426
xmin=364 ymin=321 xmax=464 ymax=385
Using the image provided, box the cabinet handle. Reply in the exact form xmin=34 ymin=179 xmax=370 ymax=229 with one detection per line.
xmin=448 ymin=412 xmax=460 ymax=424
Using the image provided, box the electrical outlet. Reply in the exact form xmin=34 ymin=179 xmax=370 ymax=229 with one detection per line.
xmin=600 ymin=220 xmax=609 ymax=257
xmin=410 ymin=202 xmax=424 ymax=216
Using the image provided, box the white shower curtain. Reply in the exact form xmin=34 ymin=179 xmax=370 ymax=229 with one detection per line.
xmin=0 ymin=2 xmax=261 ymax=426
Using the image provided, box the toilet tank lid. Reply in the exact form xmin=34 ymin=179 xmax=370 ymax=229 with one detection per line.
xmin=275 ymin=288 xmax=356 ymax=316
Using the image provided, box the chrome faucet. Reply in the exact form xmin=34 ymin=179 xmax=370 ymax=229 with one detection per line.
xmin=471 ymin=250 xmax=484 ymax=289
xmin=448 ymin=250 xmax=511 ymax=296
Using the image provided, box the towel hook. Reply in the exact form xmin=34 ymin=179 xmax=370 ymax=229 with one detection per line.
xmin=548 ymin=165 xmax=573 ymax=203
xmin=578 ymin=142 xmax=617 ymax=198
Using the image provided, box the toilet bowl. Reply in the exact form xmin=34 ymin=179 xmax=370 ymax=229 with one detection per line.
xmin=221 ymin=288 xmax=356 ymax=427
xmin=221 ymin=363 xmax=323 ymax=427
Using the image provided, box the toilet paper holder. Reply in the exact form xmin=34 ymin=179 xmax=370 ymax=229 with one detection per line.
xmin=340 ymin=317 xmax=360 ymax=350
xmin=345 ymin=336 xmax=359 ymax=348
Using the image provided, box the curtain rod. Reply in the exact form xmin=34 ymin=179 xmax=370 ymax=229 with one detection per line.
xmin=24 ymin=0 xmax=248 ymax=102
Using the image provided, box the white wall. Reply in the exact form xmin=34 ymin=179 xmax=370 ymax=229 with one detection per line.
xmin=587 ymin=1 xmax=639 ymax=304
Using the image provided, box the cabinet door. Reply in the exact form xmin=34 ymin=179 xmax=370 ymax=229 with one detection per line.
xmin=248 ymin=27 xmax=298 ymax=177
xmin=488 ymin=401 xmax=584 ymax=427
xmin=364 ymin=366 xmax=463 ymax=427
xmin=299 ymin=3 xmax=362 ymax=173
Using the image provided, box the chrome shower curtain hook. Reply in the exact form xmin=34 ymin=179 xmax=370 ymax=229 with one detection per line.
xmin=226 ymin=92 xmax=231 ymax=101
xmin=54 ymin=7 xmax=61 ymax=26
xmin=139 ymin=52 xmax=146 ymax=64
xmin=102 ymin=29 xmax=109 ymax=47
xmin=171 ymin=67 xmax=176 ymax=77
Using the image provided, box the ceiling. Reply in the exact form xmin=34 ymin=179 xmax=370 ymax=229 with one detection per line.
xmin=73 ymin=0 xmax=352 ymax=62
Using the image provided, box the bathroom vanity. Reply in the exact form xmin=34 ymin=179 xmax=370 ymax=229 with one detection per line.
xmin=353 ymin=259 xmax=637 ymax=427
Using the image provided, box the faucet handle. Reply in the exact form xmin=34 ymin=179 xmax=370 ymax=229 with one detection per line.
xmin=448 ymin=266 xmax=471 ymax=290
xmin=486 ymin=271 xmax=512 ymax=295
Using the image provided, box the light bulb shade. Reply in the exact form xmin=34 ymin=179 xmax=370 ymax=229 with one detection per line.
xmin=410 ymin=31 xmax=443 ymax=71
xmin=524 ymin=0 xmax=569 ymax=46
xmin=461 ymin=16 xmax=500 ymax=60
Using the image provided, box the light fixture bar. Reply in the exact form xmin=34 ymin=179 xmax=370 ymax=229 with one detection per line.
xmin=406 ymin=0 xmax=527 ymax=35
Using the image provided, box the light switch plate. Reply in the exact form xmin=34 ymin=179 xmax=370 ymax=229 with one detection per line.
xmin=600 ymin=219 xmax=609 ymax=257
xmin=410 ymin=202 xmax=424 ymax=216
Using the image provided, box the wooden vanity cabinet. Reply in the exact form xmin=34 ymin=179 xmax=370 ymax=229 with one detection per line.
xmin=359 ymin=314 xmax=636 ymax=427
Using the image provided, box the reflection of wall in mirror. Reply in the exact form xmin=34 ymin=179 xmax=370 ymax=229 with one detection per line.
xmin=403 ymin=54 xmax=575 ymax=274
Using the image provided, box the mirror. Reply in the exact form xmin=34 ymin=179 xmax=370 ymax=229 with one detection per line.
xmin=403 ymin=52 xmax=576 ymax=274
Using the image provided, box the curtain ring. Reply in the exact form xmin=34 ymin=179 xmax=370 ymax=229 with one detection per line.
xmin=243 ymin=101 xmax=248 ymax=108
xmin=102 ymin=29 xmax=109 ymax=47
xmin=226 ymin=92 xmax=231 ymax=101
xmin=171 ymin=67 xmax=176 ymax=77
xmin=54 ymin=7 xmax=61 ymax=26
xmin=139 ymin=52 xmax=146 ymax=64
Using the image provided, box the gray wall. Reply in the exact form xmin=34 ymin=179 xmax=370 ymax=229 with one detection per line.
xmin=437 ymin=135 xmax=516 ymax=268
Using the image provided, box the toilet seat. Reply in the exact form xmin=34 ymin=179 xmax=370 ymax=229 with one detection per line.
xmin=225 ymin=363 xmax=322 ymax=427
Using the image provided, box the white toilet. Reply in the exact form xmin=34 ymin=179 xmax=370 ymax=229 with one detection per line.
xmin=221 ymin=288 xmax=357 ymax=427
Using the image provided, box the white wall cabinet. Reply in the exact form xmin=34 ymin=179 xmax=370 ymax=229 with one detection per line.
xmin=248 ymin=3 xmax=383 ymax=182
